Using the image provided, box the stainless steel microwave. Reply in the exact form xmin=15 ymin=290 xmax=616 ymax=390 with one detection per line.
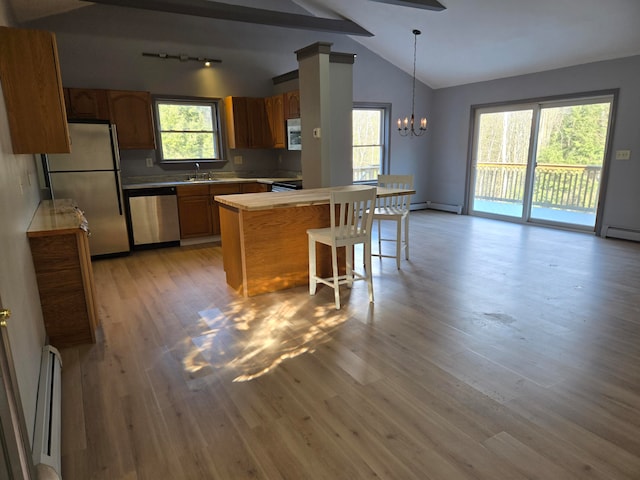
xmin=287 ymin=118 xmax=301 ymax=150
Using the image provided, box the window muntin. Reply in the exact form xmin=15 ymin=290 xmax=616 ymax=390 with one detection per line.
xmin=155 ymin=99 xmax=222 ymax=162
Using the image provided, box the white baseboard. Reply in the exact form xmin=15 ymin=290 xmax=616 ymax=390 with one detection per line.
xmin=601 ymin=225 xmax=640 ymax=242
xmin=425 ymin=201 xmax=463 ymax=215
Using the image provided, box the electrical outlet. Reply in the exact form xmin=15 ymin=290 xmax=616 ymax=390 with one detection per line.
xmin=615 ymin=150 xmax=631 ymax=160
xmin=234 ymin=155 xmax=243 ymax=165
xmin=145 ymin=157 xmax=154 ymax=167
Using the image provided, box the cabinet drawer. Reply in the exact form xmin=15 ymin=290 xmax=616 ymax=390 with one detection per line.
xmin=177 ymin=184 xmax=210 ymax=196
xmin=211 ymin=184 xmax=242 ymax=195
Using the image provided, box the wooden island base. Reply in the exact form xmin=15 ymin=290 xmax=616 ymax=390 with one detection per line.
xmin=219 ymin=203 xmax=341 ymax=296
xmin=216 ymin=185 xmax=414 ymax=297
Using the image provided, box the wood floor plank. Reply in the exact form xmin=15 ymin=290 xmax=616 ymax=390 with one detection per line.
xmin=484 ymin=431 xmax=583 ymax=480
xmin=59 ymin=212 xmax=640 ymax=479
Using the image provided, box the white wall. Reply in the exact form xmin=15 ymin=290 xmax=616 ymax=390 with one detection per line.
xmin=430 ymin=55 xmax=640 ymax=233
xmin=0 ymin=0 xmax=48 ymax=443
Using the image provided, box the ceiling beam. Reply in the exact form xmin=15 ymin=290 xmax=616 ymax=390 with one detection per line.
xmin=368 ymin=0 xmax=446 ymax=12
xmin=83 ymin=0 xmax=373 ymax=36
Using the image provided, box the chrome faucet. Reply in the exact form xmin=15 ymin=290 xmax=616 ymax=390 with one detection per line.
xmin=194 ymin=162 xmax=200 ymax=179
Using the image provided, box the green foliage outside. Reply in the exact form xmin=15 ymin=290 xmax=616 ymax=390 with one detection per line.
xmin=474 ymin=101 xmax=611 ymax=211
xmin=536 ymin=103 xmax=610 ymax=165
xmin=477 ymin=102 xmax=610 ymax=167
xmin=353 ymin=109 xmax=383 ymax=181
xmin=158 ymin=103 xmax=218 ymax=160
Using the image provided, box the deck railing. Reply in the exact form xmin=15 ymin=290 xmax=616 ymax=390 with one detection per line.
xmin=353 ymin=166 xmax=380 ymax=182
xmin=475 ymin=163 xmax=602 ymax=211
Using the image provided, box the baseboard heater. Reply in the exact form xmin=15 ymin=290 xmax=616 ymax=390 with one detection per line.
xmin=425 ymin=201 xmax=463 ymax=214
xmin=33 ymin=345 xmax=62 ymax=480
xmin=601 ymin=225 xmax=640 ymax=242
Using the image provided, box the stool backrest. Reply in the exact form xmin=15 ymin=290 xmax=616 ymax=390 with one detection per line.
xmin=376 ymin=174 xmax=414 ymax=210
xmin=330 ymin=187 xmax=377 ymax=240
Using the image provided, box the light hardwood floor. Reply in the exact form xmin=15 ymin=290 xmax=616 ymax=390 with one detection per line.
xmin=60 ymin=211 xmax=640 ymax=479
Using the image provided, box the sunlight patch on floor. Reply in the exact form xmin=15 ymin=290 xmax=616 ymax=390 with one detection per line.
xmin=181 ymin=297 xmax=350 ymax=382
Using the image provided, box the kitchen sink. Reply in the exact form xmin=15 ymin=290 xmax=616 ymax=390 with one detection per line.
xmin=185 ymin=175 xmax=215 ymax=182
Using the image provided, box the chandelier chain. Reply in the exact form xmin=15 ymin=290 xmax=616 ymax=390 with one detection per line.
xmin=411 ymin=31 xmax=417 ymax=120
xmin=398 ymin=28 xmax=427 ymax=137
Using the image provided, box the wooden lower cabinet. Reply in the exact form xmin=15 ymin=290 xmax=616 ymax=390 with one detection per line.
xmin=177 ymin=190 xmax=214 ymax=238
xmin=28 ymin=201 xmax=99 ymax=347
xmin=177 ymin=182 xmax=271 ymax=238
xmin=241 ymin=182 xmax=270 ymax=193
xmin=210 ymin=184 xmax=242 ymax=235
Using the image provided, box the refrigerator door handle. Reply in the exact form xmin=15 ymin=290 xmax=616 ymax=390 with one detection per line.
xmin=114 ymin=171 xmax=124 ymax=216
xmin=109 ymin=124 xmax=124 ymax=216
xmin=110 ymin=124 xmax=121 ymax=171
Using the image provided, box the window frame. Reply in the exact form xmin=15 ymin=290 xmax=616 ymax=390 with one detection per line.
xmin=153 ymin=96 xmax=224 ymax=164
xmin=352 ymin=102 xmax=391 ymax=184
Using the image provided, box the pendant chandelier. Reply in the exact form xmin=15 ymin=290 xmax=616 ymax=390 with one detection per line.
xmin=398 ymin=29 xmax=427 ymax=137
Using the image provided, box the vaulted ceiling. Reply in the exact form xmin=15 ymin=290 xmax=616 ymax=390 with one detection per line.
xmin=8 ymin=0 xmax=640 ymax=88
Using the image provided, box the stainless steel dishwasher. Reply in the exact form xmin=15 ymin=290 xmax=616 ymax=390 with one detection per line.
xmin=125 ymin=187 xmax=180 ymax=249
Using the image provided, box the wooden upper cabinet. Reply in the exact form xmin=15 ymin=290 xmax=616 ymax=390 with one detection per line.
xmin=265 ymin=94 xmax=285 ymax=149
xmin=246 ymin=97 xmax=271 ymax=148
xmin=224 ymin=96 xmax=271 ymax=149
xmin=0 ymin=27 xmax=70 ymax=154
xmin=224 ymin=96 xmax=250 ymax=149
xmin=285 ymin=90 xmax=300 ymax=119
xmin=65 ymin=88 xmax=110 ymax=120
xmin=107 ymin=90 xmax=156 ymax=149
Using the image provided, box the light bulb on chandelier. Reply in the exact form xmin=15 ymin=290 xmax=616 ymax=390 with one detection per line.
xmin=398 ymin=29 xmax=427 ymax=137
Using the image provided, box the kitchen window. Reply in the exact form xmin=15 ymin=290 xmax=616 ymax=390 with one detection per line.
xmin=352 ymin=104 xmax=389 ymax=182
xmin=154 ymin=97 xmax=222 ymax=162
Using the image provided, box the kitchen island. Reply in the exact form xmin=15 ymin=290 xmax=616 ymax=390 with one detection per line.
xmin=215 ymin=185 xmax=415 ymax=297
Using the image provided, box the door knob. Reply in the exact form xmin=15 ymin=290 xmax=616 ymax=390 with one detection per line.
xmin=0 ymin=309 xmax=10 ymax=327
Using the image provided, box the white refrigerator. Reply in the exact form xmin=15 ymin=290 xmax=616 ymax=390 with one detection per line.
xmin=46 ymin=121 xmax=130 ymax=256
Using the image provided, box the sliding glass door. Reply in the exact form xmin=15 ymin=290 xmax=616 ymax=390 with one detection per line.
xmin=470 ymin=106 xmax=534 ymax=219
xmin=469 ymin=94 xmax=613 ymax=230
xmin=530 ymin=100 xmax=611 ymax=226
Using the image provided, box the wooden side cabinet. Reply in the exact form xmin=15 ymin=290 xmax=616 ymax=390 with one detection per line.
xmin=65 ymin=88 xmax=110 ymax=120
xmin=27 ymin=200 xmax=99 ymax=348
xmin=107 ymin=90 xmax=156 ymax=149
xmin=0 ymin=27 xmax=70 ymax=154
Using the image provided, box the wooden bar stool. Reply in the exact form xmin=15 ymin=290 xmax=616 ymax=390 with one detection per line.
xmin=372 ymin=174 xmax=414 ymax=269
xmin=307 ymin=187 xmax=377 ymax=310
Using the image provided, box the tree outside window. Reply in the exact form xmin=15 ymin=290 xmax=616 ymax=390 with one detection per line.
xmin=155 ymin=99 xmax=222 ymax=162
xmin=353 ymin=106 xmax=388 ymax=182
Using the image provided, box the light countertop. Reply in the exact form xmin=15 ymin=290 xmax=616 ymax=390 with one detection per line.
xmin=122 ymin=176 xmax=299 ymax=190
xmin=215 ymin=185 xmax=415 ymax=211
xmin=27 ymin=199 xmax=88 ymax=236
